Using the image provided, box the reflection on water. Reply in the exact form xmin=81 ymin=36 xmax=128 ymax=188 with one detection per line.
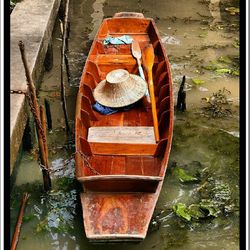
xmin=209 ymin=0 xmax=222 ymax=23
xmin=10 ymin=0 xmax=239 ymax=249
xmin=88 ymin=0 xmax=106 ymax=40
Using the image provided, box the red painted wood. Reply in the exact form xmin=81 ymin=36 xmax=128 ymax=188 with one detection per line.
xmin=81 ymin=192 xmax=159 ymax=240
xmin=75 ymin=12 xmax=174 ymax=242
xmin=154 ymin=138 xmax=168 ymax=157
xmin=81 ymin=95 xmax=97 ymax=121
xmin=125 ymin=156 xmax=143 ymax=175
xmin=141 ymin=156 xmax=161 ymax=176
xmin=89 ymin=142 xmax=157 ymax=156
xmin=155 ymin=73 xmax=168 ymax=95
xmin=110 ymin=156 xmax=126 ymax=175
xmin=85 ymin=61 xmax=101 ymax=83
xmin=78 ymin=175 xmax=162 ymax=192
xmin=82 ymin=72 xmax=97 ymax=89
xmin=157 ymin=84 xmax=169 ymax=107
xmin=158 ymin=96 xmax=170 ymax=120
xmin=158 ymin=110 xmax=170 ymax=139
xmin=82 ymin=84 xmax=95 ymax=104
xmin=80 ymin=109 xmax=91 ymax=129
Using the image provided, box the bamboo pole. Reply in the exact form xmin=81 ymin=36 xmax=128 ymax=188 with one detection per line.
xmin=40 ymin=106 xmax=49 ymax=167
xmin=40 ymin=105 xmax=52 ymax=190
xmin=18 ymin=41 xmax=51 ymax=191
xmin=60 ymin=0 xmax=71 ymax=134
xmin=10 ymin=193 xmax=30 ymax=250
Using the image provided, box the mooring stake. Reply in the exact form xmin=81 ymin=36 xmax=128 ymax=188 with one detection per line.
xmin=18 ymin=41 xmax=52 ymax=191
xmin=59 ymin=0 xmax=71 ymax=134
xmin=176 ymin=75 xmax=186 ymax=112
xmin=44 ymin=98 xmax=52 ymax=130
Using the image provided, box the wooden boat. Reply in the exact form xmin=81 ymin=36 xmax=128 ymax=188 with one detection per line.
xmin=75 ymin=12 xmax=174 ymax=242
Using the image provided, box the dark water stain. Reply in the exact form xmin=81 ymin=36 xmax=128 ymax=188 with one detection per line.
xmin=10 ymin=0 xmax=239 ymax=249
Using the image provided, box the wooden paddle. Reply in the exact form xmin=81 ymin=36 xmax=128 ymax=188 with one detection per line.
xmin=143 ymin=44 xmax=160 ymax=142
xmin=131 ymin=40 xmax=150 ymax=103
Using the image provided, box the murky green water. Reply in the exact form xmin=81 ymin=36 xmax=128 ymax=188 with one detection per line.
xmin=10 ymin=0 xmax=239 ymax=249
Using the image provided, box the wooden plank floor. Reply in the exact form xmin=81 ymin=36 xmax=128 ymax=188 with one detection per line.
xmin=84 ymin=155 xmax=161 ymax=176
xmin=92 ymin=101 xmax=153 ymax=127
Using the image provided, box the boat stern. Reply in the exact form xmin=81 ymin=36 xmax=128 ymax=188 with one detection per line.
xmin=80 ymin=192 xmax=158 ymax=242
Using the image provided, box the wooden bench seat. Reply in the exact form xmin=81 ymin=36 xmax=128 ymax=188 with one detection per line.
xmin=88 ymin=126 xmax=155 ymax=144
xmin=87 ymin=126 xmax=157 ymax=156
xmin=77 ymin=175 xmax=163 ymax=192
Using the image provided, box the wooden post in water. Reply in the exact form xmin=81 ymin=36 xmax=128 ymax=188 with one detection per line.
xmin=44 ymin=41 xmax=53 ymax=71
xmin=59 ymin=0 xmax=71 ymax=134
xmin=176 ymin=75 xmax=186 ymax=112
xmin=40 ymin=105 xmax=52 ymax=189
xmin=10 ymin=193 xmax=30 ymax=250
xmin=44 ymin=98 xmax=52 ymax=130
xmin=18 ymin=41 xmax=51 ymax=191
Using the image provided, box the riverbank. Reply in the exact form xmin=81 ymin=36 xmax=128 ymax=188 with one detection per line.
xmin=10 ymin=0 xmax=61 ymax=174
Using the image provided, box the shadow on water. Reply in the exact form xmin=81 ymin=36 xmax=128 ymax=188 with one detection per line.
xmin=10 ymin=0 xmax=239 ymax=249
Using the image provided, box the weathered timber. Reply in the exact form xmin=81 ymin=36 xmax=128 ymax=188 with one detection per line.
xmin=176 ymin=75 xmax=186 ymax=111
xmin=10 ymin=193 xmax=30 ymax=250
xmin=18 ymin=41 xmax=51 ymax=191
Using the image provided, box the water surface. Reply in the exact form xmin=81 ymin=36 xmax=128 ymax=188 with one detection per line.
xmin=10 ymin=0 xmax=239 ymax=249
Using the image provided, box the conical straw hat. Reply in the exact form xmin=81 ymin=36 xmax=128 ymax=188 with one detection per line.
xmin=93 ymin=69 xmax=147 ymax=108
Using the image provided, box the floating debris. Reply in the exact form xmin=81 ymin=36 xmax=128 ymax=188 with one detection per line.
xmin=215 ymin=68 xmax=232 ymax=74
xmin=225 ymin=7 xmax=239 ymax=15
xmin=201 ymin=88 xmax=232 ymax=118
xmin=198 ymin=86 xmax=208 ymax=92
xmin=202 ymin=55 xmax=239 ymax=76
xmin=220 ymin=129 xmax=239 ymax=138
xmin=232 ymin=39 xmax=239 ymax=48
xmin=198 ymin=32 xmax=207 ymax=38
xmin=192 ymin=78 xmax=205 ymax=85
xmin=161 ymin=35 xmax=180 ymax=45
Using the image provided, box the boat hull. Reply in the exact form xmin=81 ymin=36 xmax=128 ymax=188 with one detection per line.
xmin=75 ymin=12 xmax=174 ymax=242
xmin=80 ymin=190 xmax=161 ymax=242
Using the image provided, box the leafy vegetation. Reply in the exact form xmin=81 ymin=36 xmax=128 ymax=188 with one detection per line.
xmin=202 ymin=55 xmax=239 ymax=77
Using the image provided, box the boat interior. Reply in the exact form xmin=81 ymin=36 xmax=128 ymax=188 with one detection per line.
xmin=75 ymin=17 xmax=172 ymax=192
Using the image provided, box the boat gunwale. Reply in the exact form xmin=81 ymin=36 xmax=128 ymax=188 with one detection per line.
xmin=77 ymin=174 xmax=163 ymax=182
xmin=75 ymin=13 xmax=175 ymax=241
xmin=76 ymin=14 xmax=174 ymax=177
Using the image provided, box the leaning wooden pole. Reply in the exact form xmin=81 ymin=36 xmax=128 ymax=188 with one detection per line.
xmin=40 ymin=105 xmax=52 ymax=189
xmin=10 ymin=193 xmax=30 ymax=250
xmin=60 ymin=0 xmax=71 ymax=134
xmin=18 ymin=41 xmax=51 ymax=191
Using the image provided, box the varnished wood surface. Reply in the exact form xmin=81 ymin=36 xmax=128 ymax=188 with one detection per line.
xmin=78 ymin=175 xmax=162 ymax=192
xmin=81 ymin=191 xmax=159 ymax=241
xmin=75 ymin=12 xmax=174 ymax=241
xmin=77 ymin=155 xmax=162 ymax=177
